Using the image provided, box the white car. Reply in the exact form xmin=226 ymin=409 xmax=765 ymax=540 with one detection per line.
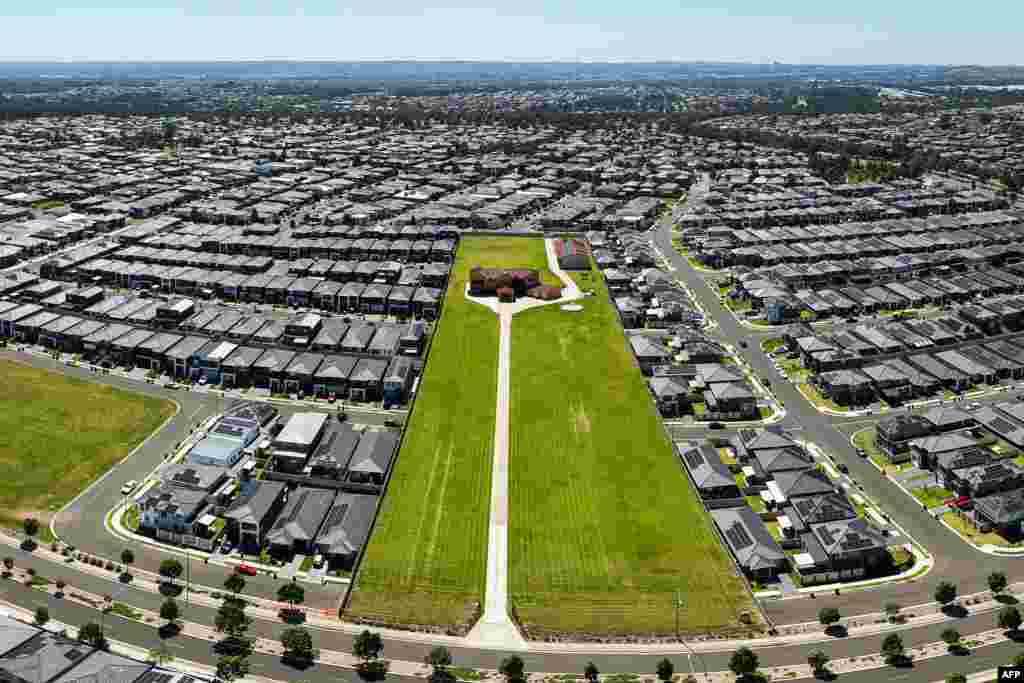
xmin=120 ymin=480 xmax=138 ymax=495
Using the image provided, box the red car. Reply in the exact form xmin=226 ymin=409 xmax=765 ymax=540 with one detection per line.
xmin=236 ymin=563 xmax=258 ymax=576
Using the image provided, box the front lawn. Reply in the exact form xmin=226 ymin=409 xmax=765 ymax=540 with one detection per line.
xmin=797 ymin=383 xmax=844 ymax=412
xmin=347 ymin=236 xmax=555 ymax=631
xmin=942 ymin=511 xmax=1013 ymax=547
xmin=508 ymin=262 xmax=755 ymax=637
xmin=0 ymin=359 xmax=174 ymax=531
xmin=911 ymin=485 xmax=954 ymax=509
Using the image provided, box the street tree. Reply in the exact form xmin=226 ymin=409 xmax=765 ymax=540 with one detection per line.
xmin=160 ymin=598 xmax=181 ymax=634
xmin=989 ymin=571 xmax=1009 ymax=597
xmin=426 ymin=646 xmax=454 ymax=683
xmin=999 ymin=605 xmax=1022 ymax=634
xmin=35 ymin=607 xmax=49 ymax=626
xmin=55 ymin=579 xmax=66 ymax=596
xmin=655 ymin=659 xmax=674 ymax=683
xmin=881 ymin=633 xmax=905 ymax=665
xmin=807 ymin=650 xmax=829 ymax=677
xmin=78 ymin=622 xmax=108 ymax=650
xmin=884 ymin=602 xmax=901 ymax=623
xmin=23 ymin=517 xmax=39 ymax=540
xmin=941 ymin=628 xmax=960 ymax=649
xmin=159 ymin=559 xmax=183 ymax=585
xmin=278 ymin=581 xmax=305 ymax=606
xmin=729 ymin=647 xmax=759 ymax=679
xmin=353 ymin=629 xmax=387 ymax=681
xmin=946 ymin=674 xmax=966 ymax=683
xmin=818 ymin=607 xmax=841 ymax=632
xmin=224 ymin=573 xmax=246 ymax=599
xmin=1015 ymin=652 xmax=1024 ymax=667
xmin=216 ymin=655 xmax=249 ymax=682
xmin=499 ymin=655 xmax=526 ymax=683
xmin=584 ymin=662 xmax=599 ymax=683
xmin=120 ymin=549 xmax=134 ymax=582
xmin=935 ymin=581 xmax=958 ymax=608
xmin=280 ymin=627 xmax=314 ymax=666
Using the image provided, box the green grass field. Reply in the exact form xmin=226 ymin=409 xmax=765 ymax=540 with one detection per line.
xmin=0 ymin=359 xmax=175 ymax=530
xmin=507 ymin=266 xmax=756 ymax=637
xmin=347 ymin=236 xmax=555 ymax=630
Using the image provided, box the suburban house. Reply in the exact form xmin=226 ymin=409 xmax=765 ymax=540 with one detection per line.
xmin=909 ymin=431 xmax=979 ymax=470
xmin=138 ymin=483 xmax=208 ymax=534
xmin=875 ymin=414 xmax=934 ymax=462
xmin=677 ymin=443 xmax=741 ymax=500
xmin=974 ymin=488 xmax=1024 ymax=538
xmin=265 ymin=486 xmax=336 ymax=557
xmin=223 ymin=479 xmax=287 ymax=553
xmin=313 ymin=492 xmax=378 ymax=568
xmin=347 ymin=429 xmax=399 ymax=485
xmin=793 ymin=517 xmax=891 ymax=585
xmin=710 ymin=505 xmax=788 ymax=580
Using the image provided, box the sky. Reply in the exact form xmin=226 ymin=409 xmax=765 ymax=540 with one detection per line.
xmin=0 ymin=1 xmax=1020 ymax=65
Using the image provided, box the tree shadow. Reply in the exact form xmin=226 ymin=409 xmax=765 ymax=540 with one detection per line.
xmin=158 ymin=582 xmax=182 ymax=597
xmin=824 ymin=624 xmax=848 ymax=638
xmin=282 ymin=654 xmax=315 ymax=671
xmin=813 ymin=669 xmax=837 ymax=681
xmin=279 ymin=608 xmax=306 ymax=624
xmin=948 ymin=644 xmax=971 ymax=656
xmin=1005 ymin=629 xmax=1024 ymax=643
xmin=941 ymin=604 xmax=968 ymax=619
xmin=158 ymin=623 xmax=181 ymax=639
xmin=996 ymin=594 xmax=1019 ymax=605
xmin=889 ymin=655 xmax=915 ymax=668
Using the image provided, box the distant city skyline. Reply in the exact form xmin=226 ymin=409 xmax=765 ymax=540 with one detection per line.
xmin=1 ymin=1 xmax=1021 ymax=66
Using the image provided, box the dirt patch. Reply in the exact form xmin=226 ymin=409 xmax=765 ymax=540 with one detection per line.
xmin=574 ymin=405 xmax=592 ymax=434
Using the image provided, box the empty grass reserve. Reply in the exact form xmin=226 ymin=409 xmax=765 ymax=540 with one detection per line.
xmin=347 ymin=236 xmax=554 ymax=629
xmin=508 ymin=267 xmax=756 ymax=637
xmin=0 ymin=359 xmax=175 ymax=530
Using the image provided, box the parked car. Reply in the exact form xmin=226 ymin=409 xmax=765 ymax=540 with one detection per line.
xmin=236 ymin=563 xmax=258 ymax=576
xmin=856 ymin=448 xmax=867 ymax=458
xmin=313 ymin=554 xmax=325 ymax=569
xmin=120 ymin=480 xmax=138 ymax=495
xmin=838 ymin=463 xmax=849 ymax=474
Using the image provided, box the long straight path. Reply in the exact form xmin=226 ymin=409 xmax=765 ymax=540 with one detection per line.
xmin=466 ymin=239 xmax=582 ymax=648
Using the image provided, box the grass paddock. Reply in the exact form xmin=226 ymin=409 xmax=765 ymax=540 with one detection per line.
xmin=0 ymin=359 xmax=175 ymax=530
xmin=507 ymin=266 xmax=756 ymax=637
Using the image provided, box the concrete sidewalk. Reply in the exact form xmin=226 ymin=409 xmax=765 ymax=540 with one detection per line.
xmin=465 ymin=239 xmax=584 ymax=649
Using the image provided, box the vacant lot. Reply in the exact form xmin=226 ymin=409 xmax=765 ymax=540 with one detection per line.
xmin=0 ymin=359 xmax=175 ymax=530
xmin=508 ymin=267 xmax=756 ymax=637
xmin=347 ymin=236 xmax=554 ymax=630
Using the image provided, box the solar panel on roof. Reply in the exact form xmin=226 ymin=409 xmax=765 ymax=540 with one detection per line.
xmin=725 ymin=523 xmax=753 ymax=550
